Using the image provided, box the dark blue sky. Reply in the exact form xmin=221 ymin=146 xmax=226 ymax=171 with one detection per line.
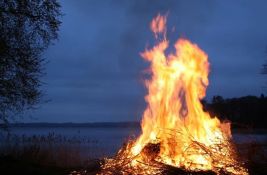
xmin=25 ymin=0 xmax=267 ymax=122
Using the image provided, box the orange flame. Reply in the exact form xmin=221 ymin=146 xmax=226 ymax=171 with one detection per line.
xmin=130 ymin=15 xmax=246 ymax=173
xmin=99 ymin=14 xmax=248 ymax=175
xmin=150 ymin=14 xmax=167 ymax=38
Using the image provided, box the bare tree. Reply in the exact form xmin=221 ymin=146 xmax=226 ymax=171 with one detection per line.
xmin=0 ymin=0 xmax=61 ymax=126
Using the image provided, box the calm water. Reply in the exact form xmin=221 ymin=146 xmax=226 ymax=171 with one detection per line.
xmin=2 ymin=126 xmax=267 ymax=158
xmin=3 ymin=126 xmax=140 ymax=158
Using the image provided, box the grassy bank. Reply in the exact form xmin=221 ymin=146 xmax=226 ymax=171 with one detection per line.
xmin=0 ymin=131 xmax=266 ymax=174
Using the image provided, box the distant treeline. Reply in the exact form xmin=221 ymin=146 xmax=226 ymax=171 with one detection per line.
xmin=204 ymin=95 xmax=267 ymax=129
xmin=5 ymin=122 xmax=140 ymax=128
xmin=3 ymin=95 xmax=267 ymax=129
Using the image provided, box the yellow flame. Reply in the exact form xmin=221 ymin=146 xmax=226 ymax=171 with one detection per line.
xmin=130 ymin=15 xmax=246 ymax=173
xmin=99 ymin=14 xmax=248 ymax=175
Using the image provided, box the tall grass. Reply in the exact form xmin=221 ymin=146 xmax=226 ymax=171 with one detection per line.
xmin=0 ymin=132 xmax=99 ymax=168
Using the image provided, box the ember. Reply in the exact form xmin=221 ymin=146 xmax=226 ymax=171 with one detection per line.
xmin=99 ymin=14 xmax=248 ymax=175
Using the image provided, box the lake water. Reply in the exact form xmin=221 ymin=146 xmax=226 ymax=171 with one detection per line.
xmin=2 ymin=126 xmax=267 ymax=159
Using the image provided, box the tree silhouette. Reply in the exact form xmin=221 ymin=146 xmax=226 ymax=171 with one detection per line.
xmin=0 ymin=0 xmax=61 ymax=126
xmin=205 ymin=95 xmax=267 ymax=128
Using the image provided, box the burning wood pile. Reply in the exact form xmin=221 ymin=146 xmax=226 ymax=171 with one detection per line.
xmin=98 ymin=14 xmax=248 ymax=175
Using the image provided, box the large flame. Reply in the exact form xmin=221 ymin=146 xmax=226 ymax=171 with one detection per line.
xmin=100 ymin=14 xmax=248 ymax=175
xmin=132 ymin=14 xmax=231 ymax=169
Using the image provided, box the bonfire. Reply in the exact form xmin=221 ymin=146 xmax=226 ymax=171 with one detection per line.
xmin=99 ymin=14 xmax=248 ymax=175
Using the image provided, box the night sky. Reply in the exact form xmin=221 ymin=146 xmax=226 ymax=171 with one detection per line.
xmin=25 ymin=0 xmax=267 ymax=122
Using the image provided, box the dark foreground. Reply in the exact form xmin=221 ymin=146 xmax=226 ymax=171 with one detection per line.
xmin=0 ymin=127 xmax=266 ymax=175
xmin=1 ymin=156 xmax=266 ymax=175
xmin=1 ymin=143 xmax=267 ymax=175
xmin=0 ymin=155 xmax=102 ymax=175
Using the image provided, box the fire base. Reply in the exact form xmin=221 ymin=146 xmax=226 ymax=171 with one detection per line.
xmin=98 ymin=140 xmax=246 ymax=175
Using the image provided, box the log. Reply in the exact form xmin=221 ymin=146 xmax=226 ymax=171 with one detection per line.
xmin=145 ymin=161 xmax=216 ymax=175
xmin=162 ymin=165 xmax=216 ymax=175
xmin=140 ymin=143 xmax=220 ymax=175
